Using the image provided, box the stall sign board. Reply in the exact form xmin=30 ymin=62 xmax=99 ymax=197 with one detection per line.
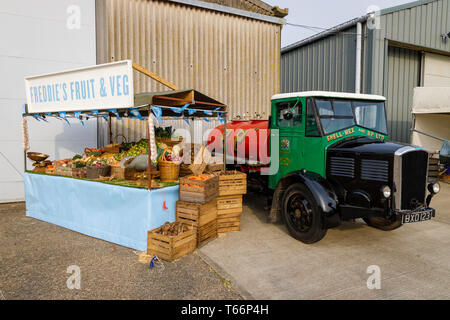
xmin=25 ymin=60 xmax=134 ymax=113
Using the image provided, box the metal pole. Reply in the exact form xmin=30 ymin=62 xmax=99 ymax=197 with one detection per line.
xmin=412 ymin=128 xmax=447 ymax=142
xmin=355 ymin=21 xmax=362 ymax=94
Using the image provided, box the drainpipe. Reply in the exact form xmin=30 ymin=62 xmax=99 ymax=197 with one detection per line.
xmin=355 ymin=22 xmax=362 ymax=94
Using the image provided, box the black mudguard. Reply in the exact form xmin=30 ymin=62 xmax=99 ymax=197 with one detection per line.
xmin=269 ymin=170 xmax=340 ymax=228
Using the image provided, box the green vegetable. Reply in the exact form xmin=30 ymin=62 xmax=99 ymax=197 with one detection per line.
xmin=88 ymin=151 xmax=102 ymax=157
xmin=154 ymin=126 xmax=173 ymax=138
xmin=74 ymin=161 xmax=86 ymax=168
xmin=72 ymin=154 xmax=82 ymax=160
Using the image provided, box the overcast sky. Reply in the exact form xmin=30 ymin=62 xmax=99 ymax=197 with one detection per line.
xmin=265 ymin=0 xmax=415 ymax=47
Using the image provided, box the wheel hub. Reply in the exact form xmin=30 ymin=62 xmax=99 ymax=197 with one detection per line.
xmin=287 ymin=194 xmax=313 ymax=233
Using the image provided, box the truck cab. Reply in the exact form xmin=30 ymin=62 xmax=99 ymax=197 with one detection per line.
xmin=269 ymin=92 xmax=388 ymax=188
xmin=268 ymin=91 xmax=439 ymax=243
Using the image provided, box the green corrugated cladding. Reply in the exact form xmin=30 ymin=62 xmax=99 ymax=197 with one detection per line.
xmin=281 ymin=26 xmax=358 ymax=94
xmin=281 ymin=0 xmax=450 ymax=143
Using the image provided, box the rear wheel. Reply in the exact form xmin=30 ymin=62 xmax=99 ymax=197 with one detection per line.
xmin=363 ymin=217 xmax=402 ymax=231
xmin=282 ymin=183 xmax=327 ymax=244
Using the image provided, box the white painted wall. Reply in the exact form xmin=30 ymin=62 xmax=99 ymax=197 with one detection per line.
xmin=0 ymin=0 xmax=97 ymax=202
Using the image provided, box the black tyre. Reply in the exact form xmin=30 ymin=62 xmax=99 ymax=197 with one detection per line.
xmin=282 ymin=183 xmax=327 ymax=244
xmin=363 ymin=217 xmax=403 ymax=231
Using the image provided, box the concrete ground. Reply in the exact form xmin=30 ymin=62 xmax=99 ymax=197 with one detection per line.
xmin=0 ymin=202 xmax=241 ymax=300
xmin=199 ymin=183 xmax=450 ymax=300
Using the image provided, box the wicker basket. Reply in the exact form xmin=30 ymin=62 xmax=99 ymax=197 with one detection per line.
xmin=158 ymin=149 xmax=180 ymax=182
xmin=110 ymin=166 xmax=136 ymax=180
xmin=179 ymin=164 xmax=194 ymax=177
xmin=86 ymin=165 xmax=111 ymax=179
xmin=55 ymin=165 xmax=72 ymax=177
xmin=72 ymin=166 xmax=87 ymax=178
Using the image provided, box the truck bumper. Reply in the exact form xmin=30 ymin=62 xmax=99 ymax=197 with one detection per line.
xmin=339 ymin=204 xmax=436 ymax=223
xmin=394 ymin=206 xmax=436 ymax=224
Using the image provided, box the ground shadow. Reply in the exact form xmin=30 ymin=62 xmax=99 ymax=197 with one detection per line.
xmin=243 ymin=191 xmax=367 ymax=237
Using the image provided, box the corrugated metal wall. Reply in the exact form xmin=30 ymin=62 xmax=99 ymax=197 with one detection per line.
xmin=199 ymin=0 xmax=275 ymax=16
xmin=96 ymin=0 xmax=280 ymax=145
xmin=385 ymin=46 xmax=421 ymax=143
xmin=98 ymin=116 xmax=220 ymax=146
xmin=280 ymin=0 xmax=449 ymax=143
xmin=280 ymin=26 xmax=357 ymax=93
xmin=369 ymin=0 xmax=449 ymax=142
xmin=96 ymin=0 xmax=281 ymax=122
xmin=370 ymin=0 xmax=450 ymax=95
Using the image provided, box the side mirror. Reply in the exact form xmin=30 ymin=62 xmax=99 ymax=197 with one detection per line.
xmin=283 ymin=111 xmax=293 ymax=120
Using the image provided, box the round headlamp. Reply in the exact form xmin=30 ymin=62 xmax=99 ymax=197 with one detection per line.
xmin=381 ymin=186 xmax=391 ymax=198
xmin=428 ymin=182 xmax=440 ymax=194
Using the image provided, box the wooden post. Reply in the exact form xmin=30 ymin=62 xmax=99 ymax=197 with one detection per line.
xmin=108 ymin=115 xmax=112 ymax=144
xmin=223 ymin=115 xmax=227 ymax=171
xmin=146 ymin=107 xmax=152 ymax=191
xmin=23 ymin=150 xmax=27 ymax=173
xmin=23 ymin=116 xmax=27 ymax=173
xmin=132 ymin=62 xmax=179 ymax=91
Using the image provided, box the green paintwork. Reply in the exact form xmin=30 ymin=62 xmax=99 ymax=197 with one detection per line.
xmin=268 ymin=97 xmax=388 ymax=190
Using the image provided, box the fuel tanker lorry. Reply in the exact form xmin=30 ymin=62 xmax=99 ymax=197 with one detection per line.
xmin=208 ymin=91 xmax=440 ymax=243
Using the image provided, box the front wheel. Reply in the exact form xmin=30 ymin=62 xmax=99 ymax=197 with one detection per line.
xmin=363 ymin=217 xmax=403 ymax=231
xmin=282 ymin=183 xmax=327 ymax=244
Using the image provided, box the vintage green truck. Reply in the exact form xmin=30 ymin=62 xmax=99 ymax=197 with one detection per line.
xmin=210 ymin=91 xmax=440 ymax=243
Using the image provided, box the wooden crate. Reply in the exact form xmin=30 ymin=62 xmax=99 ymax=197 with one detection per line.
xmin=197 ymin=219 xmax=218 ymax=247
xmin=55 ymin=165 xmax=72 ymax=177
xmin=176 ymin=199 xmax=217 ymax=228
xmin=103 ymin=144 xmax=121 ymax=153
xmin=110 ymin=166 xmax=136 ymax=180
xmin=205 ymin=163 xmax=223 ymax=173
xmin=217 ymin=195 xmax=242 ymax=234
xmin=179 ymin=174 xmax=219 ymax=203
xmin=218 ymin=171 xmax=247 ymax=196
xmin=147 ymin=226 xmax=196 ymax=262
xmin=218 ymin=222 xmax=240 ymax=234
xmin=176 ymin=199 xmax=218 ymax=247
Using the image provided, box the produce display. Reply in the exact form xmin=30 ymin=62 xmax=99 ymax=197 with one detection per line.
xmin=158 ymin=221 xmax=189 ymax=236
xmin=27 ymin=130 xmax=191 ymax=189
xmin=115 ymin=140 xmax=149 ymax=161
xmin=154 ymin=126 xmax=173 ymax=139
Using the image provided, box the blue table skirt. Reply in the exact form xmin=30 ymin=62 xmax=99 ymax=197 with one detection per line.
xmin=24 ymin=172 xmax=178 ymax=251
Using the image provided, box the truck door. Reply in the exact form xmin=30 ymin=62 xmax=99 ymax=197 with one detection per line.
xmin=303 ymin=98 xmax=326 ymax=177
xmin=272 ymin=98 xmax=304 ymax=185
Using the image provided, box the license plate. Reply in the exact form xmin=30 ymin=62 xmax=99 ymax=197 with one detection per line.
xmin=401 ymin=209 xmax=434 ymax=223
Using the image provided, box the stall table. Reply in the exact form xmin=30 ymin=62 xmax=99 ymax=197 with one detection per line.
xmin=24 ymin=172 xmax=178 ymax=251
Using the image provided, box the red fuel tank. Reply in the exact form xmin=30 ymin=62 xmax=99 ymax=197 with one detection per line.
xmin=207 ymin=120 xmax=270 ymax=165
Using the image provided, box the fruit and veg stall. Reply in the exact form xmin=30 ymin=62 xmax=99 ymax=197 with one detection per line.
xmin=21 ymin=61 xmax=242 ymax=255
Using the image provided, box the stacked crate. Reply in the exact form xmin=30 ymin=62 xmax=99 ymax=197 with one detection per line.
xmin=217 ymin=171 xmax=247 ymax=235
xmin=176 ymin=199 xmax=217 ymax=247
xmin=178 ymin=174 xmax=219 ymax=247
xmin=147 ymin=225 xmax=196 ymax=262
xmin=178 ymin=174 xmax=218 ymax=203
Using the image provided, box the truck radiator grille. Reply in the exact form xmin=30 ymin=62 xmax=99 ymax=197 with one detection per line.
xmin=401 ymin=150 xmax=428 ymax=209
xmin=361 ymin=159 xmax=389 ymax=182
xmin=329 ymin=157 xmax=355 ymax=178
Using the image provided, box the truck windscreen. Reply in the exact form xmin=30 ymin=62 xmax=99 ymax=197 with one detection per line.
xmin=315 ymin=99 xmax=387 ymax=135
